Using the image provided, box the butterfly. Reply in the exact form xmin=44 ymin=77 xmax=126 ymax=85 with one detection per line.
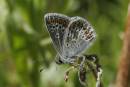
xmin=44 ymin=13 xmax=102 ymax=87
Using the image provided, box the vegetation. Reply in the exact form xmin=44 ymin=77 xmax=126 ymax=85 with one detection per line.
xmin=0 ymin=0 xmax=129 ymax=87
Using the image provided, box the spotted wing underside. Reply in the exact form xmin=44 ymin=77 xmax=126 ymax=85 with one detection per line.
xmin=44 ymin=13 xmax=70 ymax=55
xmin=63 ymin=17 xmax=96 ymax=58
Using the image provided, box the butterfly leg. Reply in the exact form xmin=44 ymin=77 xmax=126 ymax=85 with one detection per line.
xmin=64 ymin=56 xmax=86 ymax=83
xmin=64 ymin=66 xmax=75 ymax=82
xmin=55 ymin=54 xmax=77 ymax=82
xmin=64 ymin=57 xmax=80 ymax=82
xmin=84 ymin=54 xmax=103 ymax=87
xmin=78 ymin=56 xmax=87 ymax=86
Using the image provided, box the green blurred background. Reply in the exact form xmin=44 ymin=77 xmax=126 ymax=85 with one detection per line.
xmin=0 ymin=0 xmax=129 ymax=87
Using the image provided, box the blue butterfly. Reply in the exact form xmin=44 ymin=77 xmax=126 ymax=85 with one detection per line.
xmin=44 ymin=13 xmax=102 ymax=87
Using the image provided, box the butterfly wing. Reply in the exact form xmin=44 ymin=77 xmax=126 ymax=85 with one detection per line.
xmin=44 ymin=13 xmax=70 ymax=55
xmin=62 ymin=17 xmax=96 ymax=58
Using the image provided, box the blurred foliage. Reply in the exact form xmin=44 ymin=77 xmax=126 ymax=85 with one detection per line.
xmin=0 ymin=0 xmax=129 ymax=87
